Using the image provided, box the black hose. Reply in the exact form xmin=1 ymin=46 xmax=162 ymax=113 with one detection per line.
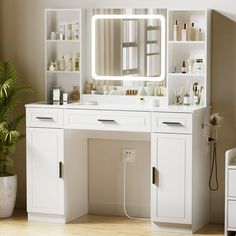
xmin=209 ymin=142 xmax=219 ymax=191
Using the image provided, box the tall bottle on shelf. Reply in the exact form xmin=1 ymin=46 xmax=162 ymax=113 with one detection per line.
xmin=173 ymin=20 xmax=179 ymax=41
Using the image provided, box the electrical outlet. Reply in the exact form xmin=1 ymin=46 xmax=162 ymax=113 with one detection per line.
xmin=122 ymin=149 xmax=136 ymax=163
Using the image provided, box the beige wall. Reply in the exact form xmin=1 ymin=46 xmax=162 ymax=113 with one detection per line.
xmin=0 ymin=0 xmax=236 ymax=223
xmin=210 ymin=11 xmax=236 ymax=223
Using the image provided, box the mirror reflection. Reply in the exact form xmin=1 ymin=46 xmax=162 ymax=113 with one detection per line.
xmin=91 ymin=9 xmax=166 ymax=81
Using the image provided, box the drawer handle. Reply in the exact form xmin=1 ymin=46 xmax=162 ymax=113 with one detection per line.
xmin=152 ymin=167 xmax=159 ymax=186
xmin=162 ymin=121 xmax=182 ymax=126
xmin=36 ymin=117 xmax=53 ymax=120
xmin=152 ymin=167 xmax=156 ymax=184
xmin=97 ymin=119 xmax=116 ymax=123
xmin=59 ymin=162 xmax=63 ymax=178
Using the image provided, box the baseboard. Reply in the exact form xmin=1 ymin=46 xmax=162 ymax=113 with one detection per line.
xmin=88 ymin=201 xmax=150 ymax=218
xmin=210 ymin=209 xmax=224 ymax=223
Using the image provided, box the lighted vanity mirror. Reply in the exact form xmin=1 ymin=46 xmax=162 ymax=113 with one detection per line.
xmin=91 ymin=13 xmax=166 ymax=81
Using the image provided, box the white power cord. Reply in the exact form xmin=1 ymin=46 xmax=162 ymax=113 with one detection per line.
xmin=123 ymin=160 xmax=149 ymax=221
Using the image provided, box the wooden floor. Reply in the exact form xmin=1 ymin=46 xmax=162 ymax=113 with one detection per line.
xmin=0 ymin=210 xmax=224 ymax=236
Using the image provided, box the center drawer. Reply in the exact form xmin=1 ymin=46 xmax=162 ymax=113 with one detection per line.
xmin=64 ymin=109 xmax=150 ymax=132
xmin=151 ymin=112 xmax=192 ymax=134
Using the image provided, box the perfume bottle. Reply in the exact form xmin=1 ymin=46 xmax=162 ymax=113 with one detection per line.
xmin=74 ymin=53 xmax=80 ymax=71
xmin=59 ymin=56 xmax=66 ymax=71
xmin=181 ymin=61 xmax=187 ymax=74
xmin=181 ymin=23 xmax=187 ymax=41
xmin=67 ymin=23 xmax=73 ymax=40
xmin=67 ymin=57 xmax=73 ymax=71
xmin=190 ymin=22 xmax=196 ymax=41
xmin=69 ymin=86 xmax=80 ymax=101
xmin=196 ymin=28 xmax=203 ymax=41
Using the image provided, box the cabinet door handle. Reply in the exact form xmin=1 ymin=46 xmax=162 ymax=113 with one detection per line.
xmin=152 ymin=167 xmax=156 ymax=184
xmin=97 ymin=119 xmax=115 ymax=123
xmin=162 ymin=121 xmax=182 ymax=125
xmin=36 ymin=117 xmax=53 ymax=120
xmin=59 ymin=162 xmax=63 ymax=178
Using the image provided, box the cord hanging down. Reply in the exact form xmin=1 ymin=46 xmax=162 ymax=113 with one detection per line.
xmin=123 ymin=161 xmax=149 ymax=220
xmin=209 ymin=141 xmax=219 ymax=191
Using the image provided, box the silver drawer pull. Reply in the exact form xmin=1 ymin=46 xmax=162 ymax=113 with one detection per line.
xmin=36 ymin=117 xmax=53 ymax=120
xmin=97 ymin=119 xmax=115 ymax=123
xmin=162 ymin=121 xmax=182 ymax=125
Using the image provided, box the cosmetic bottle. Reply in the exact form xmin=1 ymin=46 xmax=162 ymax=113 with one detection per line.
xmin=59 ymin=56 xmax=66 ymax=71
xmin=196 ymin=28 xmax=202 ymax=41
xmin=181 ymin=61 xmax=187 ymax=74
xmin=67 ymin=23 xmax=73 ymax=40
xmin=74 ymin=53 xmax=80 ymax=71
xmin=181 ymin=23 xmax=187 ymax=41
xmin=173 ymin=20 xmax=179 ymax=41
xmin=67 ymin=57 xmax=73 ymax=71
xmin=69 ymin=86 xmax=80 ymax=101
xmin=190 ymin=22 xmax=196 ymax=41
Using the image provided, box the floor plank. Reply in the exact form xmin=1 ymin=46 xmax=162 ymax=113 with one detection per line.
xmin=0 ymin=210 xmax=224 ymax=236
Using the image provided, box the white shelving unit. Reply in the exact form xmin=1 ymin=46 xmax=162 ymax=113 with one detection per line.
xmin=45 ymin=9 xmax=83 ymax=101
xmin=167 ymin=9 xmax=211 ymax=107
xmin=225 ymin=148 xmax=236 ymax=236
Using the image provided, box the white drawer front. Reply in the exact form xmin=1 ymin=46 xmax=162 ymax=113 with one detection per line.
xmin=64 ymin=109 xmax=150 ymax=132
xmin=152 ymin=112 xmax=192 ymax=134
xmin=228 ymin=200 xmax=236 ymax=228
xmin=26 ymin=108 xmax=63 ymax=128
xmin=229 ymin=170 xmax=236 ymax=197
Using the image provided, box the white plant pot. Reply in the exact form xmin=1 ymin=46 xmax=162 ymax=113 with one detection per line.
xmin=0 ymin=174 xmax=17 ymax=218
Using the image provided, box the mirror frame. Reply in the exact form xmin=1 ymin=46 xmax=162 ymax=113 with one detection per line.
xmin=91 ymin=14 xmax=166 ymax=81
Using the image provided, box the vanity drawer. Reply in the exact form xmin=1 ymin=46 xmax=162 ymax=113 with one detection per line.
xmin=26 ymin=108 xmax=63 ymax=128
xmin=64 ymin=109 xmax=150 ymax=132
xmin=151 ymin=112 xmax=192 ymax=134
xmin=229 ymin=170 xmax=236 ymax=197
xmin=228 ymin=200 xmax=236 ymax=228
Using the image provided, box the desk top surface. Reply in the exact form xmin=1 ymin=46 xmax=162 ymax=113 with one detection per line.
xmin=25 ymin=101 xmax=207 ymax=113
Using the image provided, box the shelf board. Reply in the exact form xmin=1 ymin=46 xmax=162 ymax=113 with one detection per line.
xmin=228 ymin=197 xmax=236 ymax=200
xmin=146 ymin=26 xmax=160 ymax=31
xmin=122 ymin=42 xmax=138 ymax=48
xmin=46 ymin=71 xmax=80 ymax=74
xmin=168 ymin=41 xmax=205 ymax=45
xmin=146 ymin=40 xmax=158 ymax=44
xmin=46 ymin=40 xmax=80 ymax=43
xmin=168 ymin=73 xmax=205 ymax=77
xmin=228 ymin=165 xmax=236 ymax=170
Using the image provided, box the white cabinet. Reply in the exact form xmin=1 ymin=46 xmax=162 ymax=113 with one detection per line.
xmin=27 ymin=128 xmax=64 ymax=215
xmin=225 ymin=148 xmax=236 ymax=235
xmin=151 ymin=133 xmax=191 ymax=224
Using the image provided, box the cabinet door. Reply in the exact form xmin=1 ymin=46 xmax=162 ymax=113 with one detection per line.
xmin=151 ymin=133 xmax=192 ymax=224
xmin=27 ymin=128 xmax=64 ymax=214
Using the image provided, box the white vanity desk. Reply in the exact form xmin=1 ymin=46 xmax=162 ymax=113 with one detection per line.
xmin=26 ymin=101 xmax=210 ymax=233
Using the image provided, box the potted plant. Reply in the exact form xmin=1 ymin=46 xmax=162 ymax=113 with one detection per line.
xmin=0 ymin=61 xmax=32 ymax=218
